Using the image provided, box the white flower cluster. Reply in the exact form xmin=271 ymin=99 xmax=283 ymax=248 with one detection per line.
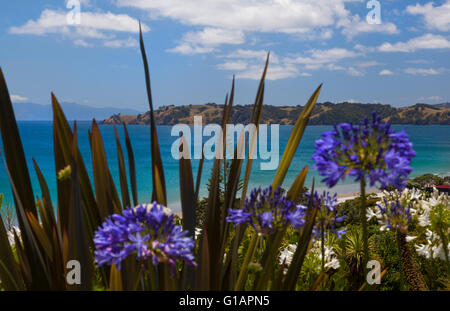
xmin=279 ymin=241 xmax=340 ymax=273
xmin=367 ymin=187 xmax=450 ymax=261
xmin=366 ymin=206 xmax=389 ymax=231
xmin=314 ymin=241 xmax=340 ymax=271
xmin=413 ymin=189 xmax=449 ymax=260
xmin=279 ymin=244 xmax=296 ymax=267
xmin=415 ymin=229 xmax=450 ymax=260
xmin=414 ymin=188 xmax=448 ymax=226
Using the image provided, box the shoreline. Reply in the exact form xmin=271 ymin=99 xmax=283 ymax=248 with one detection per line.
xmin=336 ymin=189 xmax=382 ymax=203
xmin=171 ymin=189 xmax=383 ymax=216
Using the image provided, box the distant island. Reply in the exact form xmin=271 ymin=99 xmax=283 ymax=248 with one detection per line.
xmin=101 ymin=102 xmax=450 ymax=125
xmin=13 ymin=102 xmax=141 ymax=121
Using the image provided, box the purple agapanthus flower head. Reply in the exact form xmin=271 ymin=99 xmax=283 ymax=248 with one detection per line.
xmin=94 ymin=202 xmax=196 ymax=272
xmin=376 ymin=199 xmax=412 ymax=233
xmin=226 ymin=186 xmax=306 ymax=236
xmin=312 ymin=111 xmax=416 ymax=190
xmin=307 ymin=191 xmax=346 ymax=239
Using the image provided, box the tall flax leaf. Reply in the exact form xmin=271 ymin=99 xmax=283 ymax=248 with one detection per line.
xmin=225 ymin=57 xmax=268 ymax=290
xmin=272 ymin=84 xmax=322 ymax=190
xmin=216 ymin=78 xmax=237 ymax=268
xmin=123 ymin=124 xmax=138 ymax=206
xmin=0 ymin=68 xmax=50 ymax=289
xmin=139 ymin=22 xmax=167 ymax=206
xmin=26 ymin=211 xmax=54 ymax=263
xmin=91 ymin=120 xmax=121 ymax=217
xmin=0 ymin=149 xmax=51 ymax=289
xmin=33 ymin=160 xmax=60 ymax=242
xmin=67 ymin=123 xmax=94 ymax=290
xmin=195 ymin=224 xmax=210 ymax=290
xmin=194 ymin=146 xmax=204 ymax=204
xmin=34 ymin=151 xmax=65 ymax=290
xmin=114 ymin=125 xmax=131 ymax=209
xmin=286 ymin=166 xmax=308 ymax=203
xmin=13 ymin=230 xmax=32 ymax=286
xmin=0 ymin=68 xmax=37 ymax=217
xmin=52 ymin=93 xmax=99 ymax=241
xmin=178 ymin=134 xmax=196 ymax=236
xmin=217 ymin=57 xmax=268 ymax=290
xmin=204 ymin=91 xmax=233 ymax=289
xmin=282 ymin=181 xmax=319 ymax=290
xmin=34 ymin=197 xmax=64 ymax=289
xmin=178 ymin=133 xmax=196 ymax=288
xmin=254 ymin=83 xmax=322 ymax=290
xmin=240 ymin=53 xmax=270 ymax=206
xmin=220 ymin=78 xmax=236 ymax=232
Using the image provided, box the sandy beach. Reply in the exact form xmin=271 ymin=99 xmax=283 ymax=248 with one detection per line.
xmin=336 ymin=189 xmax=383 ymax=203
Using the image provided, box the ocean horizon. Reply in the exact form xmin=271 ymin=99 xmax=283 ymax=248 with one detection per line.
xmin=0 ymin=122 xmax=449 ymax=212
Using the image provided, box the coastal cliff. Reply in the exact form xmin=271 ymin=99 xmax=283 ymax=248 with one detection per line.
xmin=101 ymin=102 xmax=450 ymax=125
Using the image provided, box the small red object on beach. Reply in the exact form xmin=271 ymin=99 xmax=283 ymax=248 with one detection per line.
xmin=435 ymin=185 xmax=450 ymax=194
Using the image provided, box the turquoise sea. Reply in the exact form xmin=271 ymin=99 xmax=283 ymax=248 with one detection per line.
xmin=0 ymin=122 xmax=449 ymax=212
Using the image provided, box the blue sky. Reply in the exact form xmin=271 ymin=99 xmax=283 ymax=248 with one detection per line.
xmin=1 ymin=0 xmax=449 ymax=111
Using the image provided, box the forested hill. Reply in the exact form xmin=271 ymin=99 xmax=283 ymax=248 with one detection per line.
xmin=101 ymin=102 xmax=450 ymax=125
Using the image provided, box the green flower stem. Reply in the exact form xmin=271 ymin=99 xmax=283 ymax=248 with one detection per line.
xmin=235 ymin=233 xmax=259 ymax=291
xmin=360 ymin=177 xmax=369 ymax=275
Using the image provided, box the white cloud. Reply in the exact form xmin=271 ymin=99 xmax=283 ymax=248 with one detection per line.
xmin=407 ymin=1 xmax=450 ymax=32
xmin=117 ymin=0 xmax=353 ymax=33
xmin=338 ymin=14 xmax=399 ymax=39
xmin=117 ymin=0 xmax=398 ymax=50
xmin=327 ymin=64 xmax=345 ymax=71
xmin=406 ymin=59 xmax=430 ymax=64
xmin=225 ymin=49 xmax=279 ymax=64
xmin=169 ymin=28 xmax=245 ymax=54
xmin=10 ymin=9 xmax=149 ymax=48
xmin=10 ymin=94 xmax=29 ymax=102
xmin=404 ymin=67 xmax=443 ymax=76
xmin=347 ymin=67 xmax=364 ymax=77
xmin=220 ymin=46 xmax=365 ymax=80
xmin=302 ymin=29 xmax=334 ymax=41
xmin=219 ymin=49 xmax=300 ymax=80
xmin=286 ymin=48 xmax=364 ymax=76
xmin=378 ymin=34 xmax=450 ymax=52
xmin=74 ymin=39 xmax=93 ymax=47
xmin=353 ymin=44 xmax=375 ymax=53
xmin=168 ymin=44 xmax=215 ymax=55
xmin=217 ymin=61 xmax=248 ymax=71
xmin=287 ymin=48 xmax=359 ymax=66
xmin=184 ymin=28 xmax=244 ymax=46
xmin=358 ymin=61 xmax=380 ymax=68
xmin=104 ymin=37 xmax=138 ymax=48
xmin=379 ymin=69 xmax=394 ymax=76
xmin=236 ymin=63 xmax=299 ymax=81
xmin=220 ymin=50 xmax=289 ymax=80
xmin=417 ymin=95 xmax=443 ymax=102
